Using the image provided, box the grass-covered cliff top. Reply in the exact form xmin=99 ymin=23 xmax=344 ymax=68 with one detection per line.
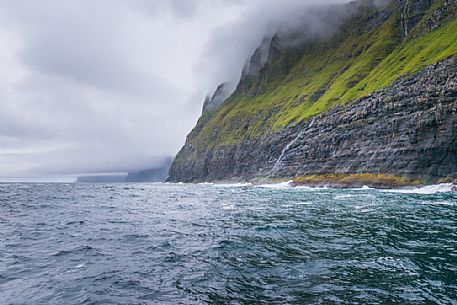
xmin=188 ymin=0 xmax=457 ymax=148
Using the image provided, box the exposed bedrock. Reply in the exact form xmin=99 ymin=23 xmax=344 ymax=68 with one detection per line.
xmin=168 ymin=57 xmax=457 ymax=183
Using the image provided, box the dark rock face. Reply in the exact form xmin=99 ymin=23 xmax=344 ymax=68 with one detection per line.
xmin=400 ymin=0 xmax=434 ymax=36
xmin=168 ymin=57 xmax=457 ymax=183
xmin=400 ymin=0 xmax=457 ymax=35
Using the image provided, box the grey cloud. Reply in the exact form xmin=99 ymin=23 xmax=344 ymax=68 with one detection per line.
xmin=195 ymin=0 xmax=353 ymax=97
xmin=0 ymin=0 xmax=351 ymax=179
xmin=2 ymin=1 xmax=178 ymax=97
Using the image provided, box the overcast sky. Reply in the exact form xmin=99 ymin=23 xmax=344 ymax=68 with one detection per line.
xmin=0 ymin=0 xmax=350 ymax=179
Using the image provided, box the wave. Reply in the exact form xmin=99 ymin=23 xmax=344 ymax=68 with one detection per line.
xmin=254 ymin=181 xmax=293 ymax=189
xmin=212 ymin=182 xmax=252 ymax=188
xmin=203 ymin=180 xmax=455 ymax=195
xmin=385 ymin=183 xmax=455 ymax=194
xmin=350 ymin=185 xmax=375 ymax=191
xmin=417 ymin=200 xmax=455 ymax=206
xmin=294 ymin=185 xmax=330 ymax=191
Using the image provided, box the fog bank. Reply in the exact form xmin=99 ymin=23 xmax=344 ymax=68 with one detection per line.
xmin=0 ymin=0 xmax=351 ymax=178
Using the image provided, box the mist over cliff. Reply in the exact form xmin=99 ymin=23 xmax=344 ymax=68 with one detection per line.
xmin=200 ymin=0 xmax=395 ymax=113
xmin=169 ymin=0 xmax=457 ymax=184
xmin=0 ymin=0 xmax=355 ymax=179
xmin=198 ymin=0 xmax=362 ymax=104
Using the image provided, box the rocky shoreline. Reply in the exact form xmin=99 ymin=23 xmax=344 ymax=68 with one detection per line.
xmin=202 ymin=174 xmax=457 ymax=191
xmin=289 ymin=180 xmax=457 ymax=191
xmin=289 ymin=173 xmax=423 ymax=189
xmin=220 ymin=179 xmax=457 ymax=192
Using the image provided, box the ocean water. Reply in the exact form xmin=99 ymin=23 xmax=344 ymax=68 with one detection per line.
xmin=0 ymin=182 xmax=456 ymax=305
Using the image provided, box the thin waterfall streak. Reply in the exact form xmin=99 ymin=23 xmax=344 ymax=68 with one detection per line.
xmin=271 ymin=130 xmax=304 ymax=173
xmin=270 ymin=118 xmax=314 ymax=174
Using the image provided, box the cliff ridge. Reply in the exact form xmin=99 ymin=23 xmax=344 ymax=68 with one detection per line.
xmin=168 ymin=0 xmax=457 ymax=184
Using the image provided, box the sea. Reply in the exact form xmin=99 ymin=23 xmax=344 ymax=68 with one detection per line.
xmin=0 ymin=182 xmax=456 ymax=304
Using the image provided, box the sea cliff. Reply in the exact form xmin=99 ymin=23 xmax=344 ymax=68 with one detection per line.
xmin=168 ymin=0 xmax=457 ymax=185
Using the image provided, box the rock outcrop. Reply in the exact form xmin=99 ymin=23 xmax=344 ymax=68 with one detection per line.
xmin=168 ymin=0 xmax=457 ymax=183
xmin=169 ymin=57 xmax=457 ymax=183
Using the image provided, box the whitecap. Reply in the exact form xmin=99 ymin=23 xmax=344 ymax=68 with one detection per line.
xmin=416 ymin=201 xmax=455 ymax=206
xmin=385 ymin=183 xmax=455 ymax=194
xmin=198 ymin=182 xmax=214 ymax=185
xmin=350 ymin=185 xmax=375 ymax=191
xmin=212 ymin=182 xmax=252 ymax=188
xmin=294 ymin=185 xmax=329 ymax=191
xmin=281 ymin=204 xmax=294 ymax=208
xmin=334 ymin=194 xmax=356 ymax=200
xmin=221 ymin=204 xmax=235 ymax=210
xmin=254 ymin=181 xmax=292 ymax=189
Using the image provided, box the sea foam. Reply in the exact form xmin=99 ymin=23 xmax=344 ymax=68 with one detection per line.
xmin=386 ymin=183 xmax=455 ymax=194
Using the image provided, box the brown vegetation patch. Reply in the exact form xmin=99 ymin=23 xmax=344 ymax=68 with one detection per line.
xmin=291 ymin=173 xmax=423 ymax=189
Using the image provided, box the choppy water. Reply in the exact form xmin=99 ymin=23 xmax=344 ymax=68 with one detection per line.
xmin=1 ymin=182 xmax=456 ymax=305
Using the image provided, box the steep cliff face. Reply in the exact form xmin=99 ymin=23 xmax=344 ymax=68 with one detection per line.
xmin=168 ymin=0 xmax=457 ymax=183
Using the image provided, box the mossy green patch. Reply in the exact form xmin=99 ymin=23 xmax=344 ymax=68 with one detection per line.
xmin=344 ymin=17 xmax=457 ymax=102
xmin=189 ymin=3 xmax=457 ymax=149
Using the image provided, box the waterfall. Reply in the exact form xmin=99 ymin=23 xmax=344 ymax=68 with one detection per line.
xmin=271 ymin=121 xmax=315 ymax=174
xmin=401 ymin=0 xmax=411 ymax=37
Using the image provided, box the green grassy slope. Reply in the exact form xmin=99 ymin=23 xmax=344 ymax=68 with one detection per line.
xmin=189 ymin=1 xmax=457 ymax=148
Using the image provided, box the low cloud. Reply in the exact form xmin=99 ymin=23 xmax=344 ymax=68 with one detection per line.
xmin=0 ymin=0 xmax=350 ymax=178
